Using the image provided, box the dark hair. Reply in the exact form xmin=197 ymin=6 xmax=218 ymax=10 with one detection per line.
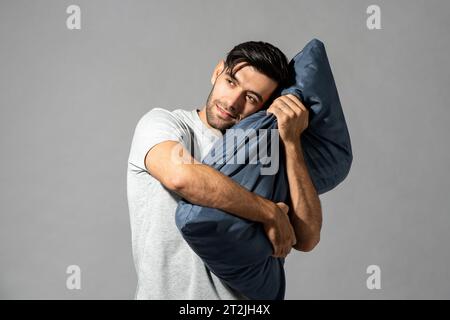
xmin=223 ymin=41 xmax=290 ymax=107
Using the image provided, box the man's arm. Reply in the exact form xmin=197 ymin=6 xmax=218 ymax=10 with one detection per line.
xmin=145 ymin=140 xmax=296 ymax=258
xmin=266 ymin=94 xmax=322 ymax=252
xmin=284 ymin=141 xmax=322 ymax=252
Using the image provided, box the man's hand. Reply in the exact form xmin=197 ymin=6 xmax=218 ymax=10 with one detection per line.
xmin=263 ymin=202 xmax=297 ymax=258
xmin=266 ymin=94 xmax=309 ymax=144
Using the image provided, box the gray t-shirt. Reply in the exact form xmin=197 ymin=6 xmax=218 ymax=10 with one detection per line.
xmin=127 ymin=107 xmax=246 ymax=300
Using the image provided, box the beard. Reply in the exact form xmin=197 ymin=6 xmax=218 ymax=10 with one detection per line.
xmin=204 ymin=85 xmax=239 ymax=132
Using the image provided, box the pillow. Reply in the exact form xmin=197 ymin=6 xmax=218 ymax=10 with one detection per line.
xmin=177 ymin=112 xmax=287 ymax=300
xmin=279 ymin=38 xmax=353 ymax=193
xmin=175 ymin=38 xmax=352 ymax=300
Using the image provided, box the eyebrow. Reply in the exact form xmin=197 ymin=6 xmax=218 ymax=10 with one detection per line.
xmin=226 ymin=72 xmax=263 ymax=103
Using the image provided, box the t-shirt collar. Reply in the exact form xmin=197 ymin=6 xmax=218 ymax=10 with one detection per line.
xmin=193 ymin=109 xmax=223 ymax=138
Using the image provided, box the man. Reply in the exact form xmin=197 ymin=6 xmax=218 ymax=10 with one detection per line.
xmin=127 ymin=41 xmax=322 ymax=300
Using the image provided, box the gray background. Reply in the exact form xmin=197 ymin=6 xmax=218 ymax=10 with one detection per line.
xmin=1 ymin=0 xmax=449 ymax=299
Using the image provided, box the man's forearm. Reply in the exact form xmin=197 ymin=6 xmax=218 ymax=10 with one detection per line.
xmin=284 ymin=141 xmax=322 ymax=251
xmin=173 ymin=163 xmax=276 ymax=224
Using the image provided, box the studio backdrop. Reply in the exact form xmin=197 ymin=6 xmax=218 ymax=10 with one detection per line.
xmin=1 ymin=0 xmax=449 ymax=299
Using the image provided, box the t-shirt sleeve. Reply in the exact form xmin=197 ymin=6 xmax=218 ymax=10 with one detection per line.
xmin=128 ymin=108 xmax=190 ymax=171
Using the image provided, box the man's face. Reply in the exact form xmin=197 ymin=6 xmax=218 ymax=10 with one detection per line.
xmin=204 ymin=61 xmax=278 ymax=131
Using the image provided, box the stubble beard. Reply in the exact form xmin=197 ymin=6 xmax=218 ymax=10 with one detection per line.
xmin=204 ymin=86 xmax=237 ymax=132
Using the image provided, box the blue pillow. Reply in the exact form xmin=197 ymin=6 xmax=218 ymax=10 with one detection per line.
xmin=280 ymin=38 xmax=352 ymax=193
xmin=175 ymin=38 xmax=352 ymax=300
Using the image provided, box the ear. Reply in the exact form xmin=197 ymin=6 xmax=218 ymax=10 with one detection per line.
xmin=211 ymin=60 xmax=225 ymax=85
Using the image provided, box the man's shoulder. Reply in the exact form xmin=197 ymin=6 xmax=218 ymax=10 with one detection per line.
xmin=139 ymin=107 xmax=194 ymax=124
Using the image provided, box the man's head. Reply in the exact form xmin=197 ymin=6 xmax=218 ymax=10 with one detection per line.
xmin=202 ymin=41 xmax=289 ymax=132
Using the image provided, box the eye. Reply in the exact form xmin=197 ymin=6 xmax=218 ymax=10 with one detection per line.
xmin=226 ymin=78 xmax=235 ymax=87
xmin=247 ymin=95 xmax=257 ymax=104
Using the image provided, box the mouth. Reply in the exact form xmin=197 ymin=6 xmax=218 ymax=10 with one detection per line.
xmin=216 ymin=104 xmax=236 ymax=120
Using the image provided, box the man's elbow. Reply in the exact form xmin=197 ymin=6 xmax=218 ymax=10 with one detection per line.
xmin=294 ymin=234 xmax=320 ymax=252
xmin=162 ymin=165 xmax=189 ymax=192
xmin=167 ymin=170 xmax=187 ymax=192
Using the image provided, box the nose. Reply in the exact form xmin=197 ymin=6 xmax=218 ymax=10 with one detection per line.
xmin=223 ymin=91 xmax=245 ymax=115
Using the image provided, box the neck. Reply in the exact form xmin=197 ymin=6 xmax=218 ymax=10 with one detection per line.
xmin=197 ymin=106 xmax=224 ymax=135
xmin=197 ymin=106 xmax=212 ymax=129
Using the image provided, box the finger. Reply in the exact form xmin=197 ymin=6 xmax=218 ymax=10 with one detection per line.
xmin=271 ymin=248 xmax=276 ymax=257
xmin=266 ymin=104 xmax=281 ymax=116
xmin=266 ymin=104 xmax=275 ymax=115
xmin=274 ymin=246 xmax=281 ymax=258
xmin=277 ymin=202 xmax=290 ymax=213
xmin=290 ymin=227 xmax=297 ymax=246
xmin=282 ymin=95 xmax=307 ymax=115
xmin=284 ymin=94 xmax=307 ymax=112
xmin=279 ymin=247 xmax=286 ymax=258
xmin=274 ymin=249 xmax=283 ymax=258
xmin=271 ymin=96 xmax=297 ymax=115
xmin=272 ymin=105 xmax=294 ymax=125
xmin=268 ymin=105 xmax=288 ymax=123
xmin=274 ymin=99 xmax=297 ymax=118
